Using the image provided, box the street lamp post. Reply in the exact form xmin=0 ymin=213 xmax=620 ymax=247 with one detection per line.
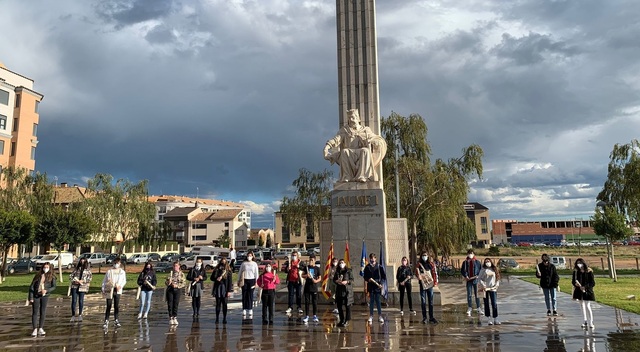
xmin=596 ymin=201 xmax=617 ymax=282
xmin=394 ymin=124 xmax=401 ymax=219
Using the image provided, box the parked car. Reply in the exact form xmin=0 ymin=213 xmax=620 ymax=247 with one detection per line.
xmin=8 ymin=257 xmax=36 ymax=274
xmin=106 ymin=253 xmax=127 ymax=264
xmin=35 ymin=253 xmax=74 ymax=270
xmin=517 ymin=242 xmax=532 ymax=247
xmin=147 ymin=253 xmax=161 ymax=262
xmin=233 ymin=256 xmax=247 ymax=272
xmin=30 ymin=255 xmax=44 ymax=262
xmin=258 ymin=260 xmax=274 ymax=272
xmin=179 ymin=255 xmax=217 ymax=270
xmin=77 ymin=252 xmax=107 ymax=266
xmin=154 ymin=261 xmax=173 ymax=273
xmin=161 ymin=252 xmax=180 ymax=262
xmin=127 ymin=253 xmax=149 ymax=264
xmin=550 ymin=256 xmax=566 ymax=269
xmin=497 ymin=258 xmax=519 ymax=270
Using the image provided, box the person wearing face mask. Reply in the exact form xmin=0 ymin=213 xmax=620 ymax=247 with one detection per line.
xmin=285 ymin=251 xmax=303 ymax=314
xmin=29 ymin=262 xmax=57 ymax=337
xmin=536 ymin=253 xmax=560 ymax=316
xmin=165 ymin=261 xmax=186 ymax=325
xmin=328 ymin=258 xmax=339 ymax=314
xmin=416 ymin=252 xmax=438 ymax=324
xmin=572 ymin=258 xmax=596 ymax=329
xmin=238 ymin=250 xmax=259 ymax=318
xmin=70 ymin=258 xmax=92 ymax=322
xmin=478 ymin=258 xmax=501 ymax=325
xmin=257 ymin=263 xmax=280 ymax=324
xmin=333 ymin=259 xmax=354 ymax=327
xmin=212 ymin=258 xmax=233 ymax=324
xmin=396 ymin=256 xmax=415 ymax=315
xmin=187 ymin=258 xmax=208 ymax=318
xmin=460 ymin=249 xmax=482 ymax=316
xmin=302 ymin=254 xmax=322 ymax=323
xmin=363 ymin=253 xmax=386 ymax=324
xmin=136 ymin=261 xmax=157 ymax=319
xmin=101 ymin=257 xmax=127 ymax=329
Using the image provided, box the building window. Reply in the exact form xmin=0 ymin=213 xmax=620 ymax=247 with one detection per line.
xmin=31 ymin=146 xmax=36 ymax=160
xmin=192 ymin=223 xmax=207 ymax=229
xmin=32 ymin=123 xmax=38 ymax=137
xmin=35 ymin=101 xmax=39 ymax=113
xmin=14 ymin=94 xmax=20 ymax=108
xmin=10 ymin=141 xmax=15 ymax=156
xmin=159 ymin=206 xmax=166 ymax=213
xmin=0 ymin=90 xmax=8 ymax=105
xmin=192 ymin=235 xmax=207 ymax=241
xmin=0 ymin=140 xmax=4 ymax=155
xmin=158 ymin=215 xmax=164 ymax=221
xmin=0 ymin=114 xmax=6 ymax=129
xmin=13 ymin=118 xmax=18 ymax=132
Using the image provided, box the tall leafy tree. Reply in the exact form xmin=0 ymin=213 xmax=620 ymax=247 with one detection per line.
xmin=0 ymin=209 xmax=35 ymax=282
xmin=83 ymin=174 xmax=156 ymax=254
xmin=381 ymin=112 xmax=483 ymax=261
xmin=280 ymin=168 xmax=333 ymax=239
xmin=37 ymin=206 xmax=97 ymax=281
xmin=597 ymin=139 xmax=640 ymax=224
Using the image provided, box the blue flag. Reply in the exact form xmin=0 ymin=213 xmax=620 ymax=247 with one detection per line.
xmin=379 ymin=241 xmax=388 ymax=300
xmin=359 ymin=241 xmax=367 ymax=277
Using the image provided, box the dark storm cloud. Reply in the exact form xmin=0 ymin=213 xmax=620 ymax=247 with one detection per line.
xmin=493 ymin=32 xmax=579 ymax=65
xmin=96 ymin=0 xmax=175 ymax=27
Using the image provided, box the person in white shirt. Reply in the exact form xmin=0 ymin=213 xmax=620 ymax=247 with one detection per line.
xmin=101 ymin=258 xmax=127 ymax=328
xmin=238 ymin=250 xmax=259 ymax=318
xmin=229 ymin=247 xmax=237 ymax=269
xmin=478 ymin=258 xmax=501 ymax=325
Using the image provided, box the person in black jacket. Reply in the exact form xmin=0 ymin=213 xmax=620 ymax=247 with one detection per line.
xmin=333 ymin=259 xmax=354 ymax=327
xmin=395 ymin=256 xmax=415 ymax=315
xmin=302 ymin=254 xmax=321 ymax=323
xmin=211 ymin=258 xmax=233 ymax=324
xmin=137 ymin=261 xmax=157 ymax=319
xmin=29 ymin=262 xmax=57 ymax=337
xmin=187 ymin=258 xmax=208 ymax=317
xmin=572 ymin=258 xmax=596 ymax=329
xmin=536 ymin=253 xmax=560 ymax=316
xmin=363 ymin=253 xmax=386 ymax=324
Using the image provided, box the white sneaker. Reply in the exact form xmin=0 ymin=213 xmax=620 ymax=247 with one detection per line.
xmin=494 ymin=318 xmax=501 ymax=325
xmin=477 ymin=307 xmax=482 ymax=314
xmin=249 ymin=310 xmax=253 ymax=318
xmin=31 ymin=329 xmax=38 ymax=337
xmin=488 ymin=319 xmax=493 ymax=325
xmin=77 ymin=315 xmax=83 ymax=322
xmin=298 ymin=308 xmax=303 ymax=314
xmin=103 ymin=320 xmax=109 ymax=328
xmin=137 ymin=313 xmax=142 ymax=320
xmin=70 ymin=316 xmax=76 ymax=322
xmin=466 ymin=308 xmax=472 ymax=316
xmin=313 ymin=315 xmax=319 ymax=323
xmin=379 ymin=316 xmax=384 ymax=323
xmin=302 ymin=316 xmax=309 ymax=323
xmin=589 ymin=321 xmax=595 ymax=329
xmin=242 ymin=309 xmax=247 ymax=317
xmin=582 ymin=321 xmax=588 ymax=328
xmin=174 ymin=318 xmax=179 ymax=326
xmin=368 ymin=316 xmax=373 ymax=323
xmin=411 ymin=310 xmax=417 ymax=315
xmin=400 ymin=311 xmax=404 ymax=316
xmin=38 ymin=328 xmax=46 ymax=336
xmin=332 ymin=308 xmax=339 ymax=314
xmin=169 ymin=318 xmax=174 ymax=325
xmin=142 ymin=313 xmax=148 ymax=319
xmin=286 ymin=307 xmax=292 ymax=314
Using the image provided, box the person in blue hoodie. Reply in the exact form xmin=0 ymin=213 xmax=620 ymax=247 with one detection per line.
xmin=460 ymin=249 xmax=482 ymax=316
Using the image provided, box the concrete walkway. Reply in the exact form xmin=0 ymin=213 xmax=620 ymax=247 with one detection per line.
xmin=0 ymin=277 xmax=639 ymax=351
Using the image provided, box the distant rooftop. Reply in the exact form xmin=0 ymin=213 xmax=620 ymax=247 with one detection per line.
xmin=149 ymin=194 xmax=244 ymax=208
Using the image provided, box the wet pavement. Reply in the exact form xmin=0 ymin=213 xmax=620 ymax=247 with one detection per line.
xmin=1 ymin=277 xmax=640 ymax=351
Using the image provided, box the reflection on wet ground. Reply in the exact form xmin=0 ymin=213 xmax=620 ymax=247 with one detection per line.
xmin=1 ymin=278 xmax=639 ymax=351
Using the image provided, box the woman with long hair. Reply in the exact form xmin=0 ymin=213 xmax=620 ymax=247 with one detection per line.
xmin=396 ymin=256 xmax=415 ymax=315
xmin=101 ymin=257 xmax=127 ymax=329
xmin=137 ymin=261 xmax=157 ymax=319
xmin=238 ymin=250 xmax=259 ymax=318
xmin=165 ymin=261 xmax=186 ymax=326
xmin=572 ymin=258 xmax=596 ymax=329
xmin=478 ymin=258 xmax=501 ymax=325
xmin=70 ymin=257 xmax=92 ymax=322
xmin=29 ymin=262 xmax=57 ymax=337
xmin=333 ymin=258 xmax=354 ymax=327
xmin=187 ymin=257 xmax=208 ymax=317
xmin=257 ymin=262 xmax=280 ymax=324
xmin=212 ymin=258 xmax=233 ymax=324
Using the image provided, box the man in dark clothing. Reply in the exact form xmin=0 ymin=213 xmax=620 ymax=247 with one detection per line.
xmin=537 ymin=253 xmax=560 ymax=316
xmin=363 ymin=253 xmax=386 ymax=324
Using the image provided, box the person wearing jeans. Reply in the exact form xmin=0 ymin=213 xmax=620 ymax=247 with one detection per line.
xmin=70 ymin=258 xmax=92 ymax=322
xmin=29 ymin=262 xmax=57 ymax=337
xmin=536 ymin=253 xmax=560 ymax=316
xmin=363 ymin=253 xmax=386 ymax=324
xmin=102 ymin=258 xmax=127 ymax=329
xmin=165 ymin=262 xmax=186 ymax=325
xmin=137 ymin=262 xmax=157 ymax=319
xmin=416 ymin=252 xmax=438 ymax=324
xmin=461 ymin=249 xmax=482 ymax=316
xmin=478 ymin=258 xmax=501 ymax=325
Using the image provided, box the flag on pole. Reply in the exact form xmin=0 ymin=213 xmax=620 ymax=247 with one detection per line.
xmin=344 ymin=242 xmax=351 ymax=269
xmin=379 ymin=241 xmax=388 ymax=300
xmin=359 ymin=241 xmax=367 ymax=277
xmin=321 ymin=242 xmax=334 ymax=299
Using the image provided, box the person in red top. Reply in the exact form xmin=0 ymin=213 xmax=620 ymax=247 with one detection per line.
xmin=286 ymin=251 xmax=303 ymax=314
xmin=257 ymin=263 xmax=280 ymax=324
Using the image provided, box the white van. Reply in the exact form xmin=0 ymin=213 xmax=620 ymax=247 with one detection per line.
xmin=35 ymin=252 xmax=75 ymax=270
xmin=550 ymin=256 xmax=566 ymax=269
xmin=179 ymin=254 xmax=218 ymax=270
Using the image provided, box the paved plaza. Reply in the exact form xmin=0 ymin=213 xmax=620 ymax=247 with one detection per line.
xmin=1 ymin=277 xmax=639 ymax=351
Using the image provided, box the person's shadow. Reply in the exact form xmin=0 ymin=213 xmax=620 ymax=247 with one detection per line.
xmin=544 ymin=318 xmax=567 ymax=352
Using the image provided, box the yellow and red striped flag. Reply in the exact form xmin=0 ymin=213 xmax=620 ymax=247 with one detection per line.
xmin=321 ymin=242 xmax=334 ymax=299
xmin=344 ymin=242 xmax=351 ymax=269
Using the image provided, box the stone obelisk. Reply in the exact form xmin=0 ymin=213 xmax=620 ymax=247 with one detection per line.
xmin=320 ymin=0 xmax=409 ymax=297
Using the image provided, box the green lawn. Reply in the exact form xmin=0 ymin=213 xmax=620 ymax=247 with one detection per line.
xmin=520 ymin=276 xmax=640 ymax=315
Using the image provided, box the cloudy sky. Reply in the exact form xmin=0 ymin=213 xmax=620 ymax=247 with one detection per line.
xmin=1 ymin=0 xmax=639 ymax=229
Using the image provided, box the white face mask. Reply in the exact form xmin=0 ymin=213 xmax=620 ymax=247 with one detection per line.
xmin=485 ymin=262 xmax=491 ymax=268
xmin=114 ymin=264 xmax=120 ymax=269
xmin=248 ymin=256 xmax=253 ymax=261
xmin=195 ymin=263 xmax=202 ymax=269
xmin=402 ymin=261 xmax=407 ymax=265
xmin=339 ymin=263 xmax=346 ymax=269
xmin=266 ymin=267 xmax=272 ymax=272
xmin=468 ymin=254 xmax=475 ymax=259
xmin=292 ymin=256 xmax=297 ymax=260
xmin=422 ymin=256 xmax=428 ymax=261
xmin=43 ymin=268 xmax=49 ymax=273
xmin=577 ymin=263 xmax=584 ymax=269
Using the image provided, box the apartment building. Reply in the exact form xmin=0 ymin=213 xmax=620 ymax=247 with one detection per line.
xmin=492 ymin=219 xmax=597 ymax=245
xmin=0 ymin=63 xmax=43 ymax=172
xmin=149 ymin=195 xmax=251 ymax=228
xmin=464 ymin=202 xmax=491 ymax=247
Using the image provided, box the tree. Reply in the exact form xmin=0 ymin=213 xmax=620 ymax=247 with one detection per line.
xmin=266 ymin=233 xmax=272 ymax=248
xmin=37 ymin=206 xmax=97 ymax=281
xmin=218 ymin=230 xmax=231 ymax=249
xmin=137 ymin=220 xmax=173 ymax=250
xmin=279 ymin=168 xmax=333 ymax=239
xmin=0 ymin=209 xmax=35 ymax=281
xmin=83 ymin=174 xmax=156 ymax=254
xmin=597 ymin=139 xmax=640 ymax=225
xmin=381 ymin=112 xmax=483 ymax=262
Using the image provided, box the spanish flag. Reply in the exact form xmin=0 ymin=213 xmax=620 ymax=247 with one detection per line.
xmin=344 ymin=242 xmax=351 ymax=269
xmin=321 ymin=243 xmax=334 ymax=299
